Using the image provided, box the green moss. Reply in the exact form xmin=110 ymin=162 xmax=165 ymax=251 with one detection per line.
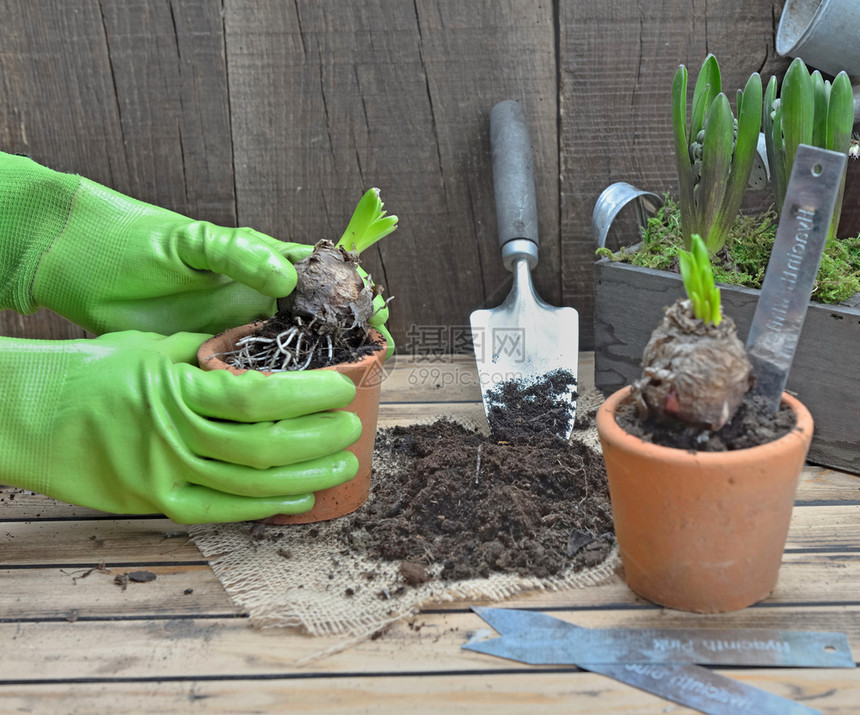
xmin=597 ymin=195 xmax=860 ymax=304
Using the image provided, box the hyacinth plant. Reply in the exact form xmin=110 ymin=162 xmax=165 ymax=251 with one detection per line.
xmin=223 ymin=188 xmax=398 ymax=372
xmin=632 ymin=234 xmax=752 ymax=430
xmin=672 ymin=55 xmax=762 ymax=254
xmin=764 ymin=57 xmax=854 ymax=242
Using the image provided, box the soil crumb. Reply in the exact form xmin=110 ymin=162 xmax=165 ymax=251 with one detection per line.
xmin=615 ymin=392 xmax=797 ymax=451
xmin=335 ymin=419 xmax=614 ymax=581
xmin=485 ymin=369 xmax=578 ymax=442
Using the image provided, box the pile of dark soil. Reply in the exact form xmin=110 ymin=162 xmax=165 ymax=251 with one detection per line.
xmin=335 ymin=419 xmax=614 ymax=581
xmin=485 ymin=369 xmax=578 ymax=442
xmin=615 ymin=392 xmax=797 ymax=451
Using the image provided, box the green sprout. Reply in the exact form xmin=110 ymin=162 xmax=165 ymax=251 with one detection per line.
xmin=764 ymin=58 xmax=854 ymax=242
xmin=672 ymin=55 xmax=762 ymax=253
xmin=679 ymin=233 xmax=721 ymax=325
xmin=336 ymin=188 xmax=398 ymax=254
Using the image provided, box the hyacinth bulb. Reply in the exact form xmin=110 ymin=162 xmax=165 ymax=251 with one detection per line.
xmin=631 ymin=299 xmax=753 ymax=430
xmin=277 ymin=240 xmax=378 ymax=334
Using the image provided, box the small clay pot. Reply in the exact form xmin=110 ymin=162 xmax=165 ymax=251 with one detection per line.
xmin=198 ymin=321 xmax=387 ymax=524
xmin=596 ymin=387 xmax=813 ymax=613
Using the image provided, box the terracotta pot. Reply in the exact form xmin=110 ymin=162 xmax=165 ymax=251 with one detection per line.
xmin=197 ymin=321 xmax=386 ymax=524
xmin=596 ymin=387 xmax=814 ymax=613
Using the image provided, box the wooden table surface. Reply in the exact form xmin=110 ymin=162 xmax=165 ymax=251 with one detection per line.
xmin=2 ymin=354 xmax=859 ymax=714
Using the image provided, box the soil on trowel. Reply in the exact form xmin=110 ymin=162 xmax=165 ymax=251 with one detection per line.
xmin=485 ymin=368 xmax=578 ymax=442
xmin=335 ymin=418 xmax=614 ymax=582
xmin=615 ymin=392 xmax=798 ymax=451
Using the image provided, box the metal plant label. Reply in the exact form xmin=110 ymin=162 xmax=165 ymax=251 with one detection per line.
xmin=745 ymin=144 xmax=848 ymax=410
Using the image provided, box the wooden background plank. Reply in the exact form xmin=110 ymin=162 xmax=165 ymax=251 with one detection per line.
xmin=0 ymin=0 xmax=234 ymax=340
xmin=3 ymin=1 xmax=835 ymax=351
xmin=222 ymin=0 xmax=557 ymax=352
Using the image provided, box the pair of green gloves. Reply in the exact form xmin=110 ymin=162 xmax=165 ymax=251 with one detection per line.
xmin=0 ymin=152 xmax=392 ymax=523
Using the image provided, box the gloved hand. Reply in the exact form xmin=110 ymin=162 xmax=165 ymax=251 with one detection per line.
xmin=0 ymin=152 xmax=393 ymax=353
xmin=0 ymin=331 xmax=362 ymax=523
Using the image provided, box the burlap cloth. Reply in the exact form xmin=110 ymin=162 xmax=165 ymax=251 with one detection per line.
xmin=189 ymin=389 xmax=621 ymax=645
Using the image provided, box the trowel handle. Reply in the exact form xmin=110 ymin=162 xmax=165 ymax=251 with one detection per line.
xmin=490 ymin=100 xmax=539 ymax=270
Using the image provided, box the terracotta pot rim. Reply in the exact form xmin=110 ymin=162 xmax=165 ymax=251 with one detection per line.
xmin=596 ymin=386 xmax=814 ymax=465
xmin=199 ymin=321 xmax=387 ymax=376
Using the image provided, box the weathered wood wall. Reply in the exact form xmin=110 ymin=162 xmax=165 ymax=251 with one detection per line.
xmin=4 ymin=0 xmax=848 ymax=351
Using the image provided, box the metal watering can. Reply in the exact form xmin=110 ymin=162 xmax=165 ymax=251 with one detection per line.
xmin=777 ymin=0 xmax=860 ymax=123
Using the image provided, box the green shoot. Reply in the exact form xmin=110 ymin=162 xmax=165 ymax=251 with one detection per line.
xmin=672 ymin=55 xmax=762 ymax=254
xmin=678 ymin=234 xmax=722 ymax=325
xmin=764 ymin=58 xmax=854 ymax=241
xmin=336 ymin=188 xmax=398 ymax=254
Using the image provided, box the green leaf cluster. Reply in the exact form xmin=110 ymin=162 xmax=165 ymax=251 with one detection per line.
xmin=764 ymin=58 xmax=854 ymax=242
xmin=336 ymin=188 xmax=398 ymax=254
xmin=672 ymin=55 xmax=762 ymax=254
xmin=678 ymin=234 xmax=721 ymax=324
xmin=596 ymin=195 xmax=860 ymax=304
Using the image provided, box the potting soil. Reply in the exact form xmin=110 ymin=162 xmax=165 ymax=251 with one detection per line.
xmin=188 ymin=391 xmax=620 ymax=639
xmin=615 ymin=392 xmax=797 ymax=451
xmin=337 ymin=418 xmax=614 ymax=581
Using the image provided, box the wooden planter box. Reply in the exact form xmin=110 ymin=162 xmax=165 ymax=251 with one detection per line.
xmin=593 ymin=259 xmax=860 ymax=474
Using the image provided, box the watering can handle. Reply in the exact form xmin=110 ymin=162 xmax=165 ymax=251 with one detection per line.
xmin=490 ymin=100 xmax=539 ymax=270
xmin=592 ymin=182 xmax=663 ymax=249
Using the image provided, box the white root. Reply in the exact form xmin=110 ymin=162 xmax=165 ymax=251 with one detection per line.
xmin=218 ymin=321 xmax=365 ymax=373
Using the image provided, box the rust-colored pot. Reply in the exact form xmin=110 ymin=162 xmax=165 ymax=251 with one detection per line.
xmin=596 ymin=386 xmax=813 ymax=613
xmin=198 ymin=321 xmax=386 ymax=524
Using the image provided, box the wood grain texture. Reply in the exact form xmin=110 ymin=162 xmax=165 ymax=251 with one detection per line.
xmin=96 ymin=0 xmax=236 ymax=225
xmin=0 ymin=519 xmax=200 ymax=566
xmin=222 ymin=1 xmax=557 ymax=354
xmin=0 ymin=0 xmax=234 ymax=339
xmin=4 ymin=607 xmax=860 ymax=682
xmin=0 ymin=565 xmax=236 ymax=620
xmin=4 ymin=671 xmax=858 ymax=714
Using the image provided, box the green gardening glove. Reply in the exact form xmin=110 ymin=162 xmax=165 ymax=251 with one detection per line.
xmin=0 ymin=331 xmax=362 ymax=523
xmin=0 ymin=151 xmax=392 ymax=349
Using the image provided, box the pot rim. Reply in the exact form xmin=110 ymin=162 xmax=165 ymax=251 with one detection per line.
xmin=596 ymin=386 xmax=814 ymax=465
xmin=198 ymin=321 xmax=388 ymax=376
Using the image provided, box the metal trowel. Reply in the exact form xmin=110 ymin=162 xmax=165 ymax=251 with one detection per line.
xmin=470 ymin=100 xmax=579 ymax=438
